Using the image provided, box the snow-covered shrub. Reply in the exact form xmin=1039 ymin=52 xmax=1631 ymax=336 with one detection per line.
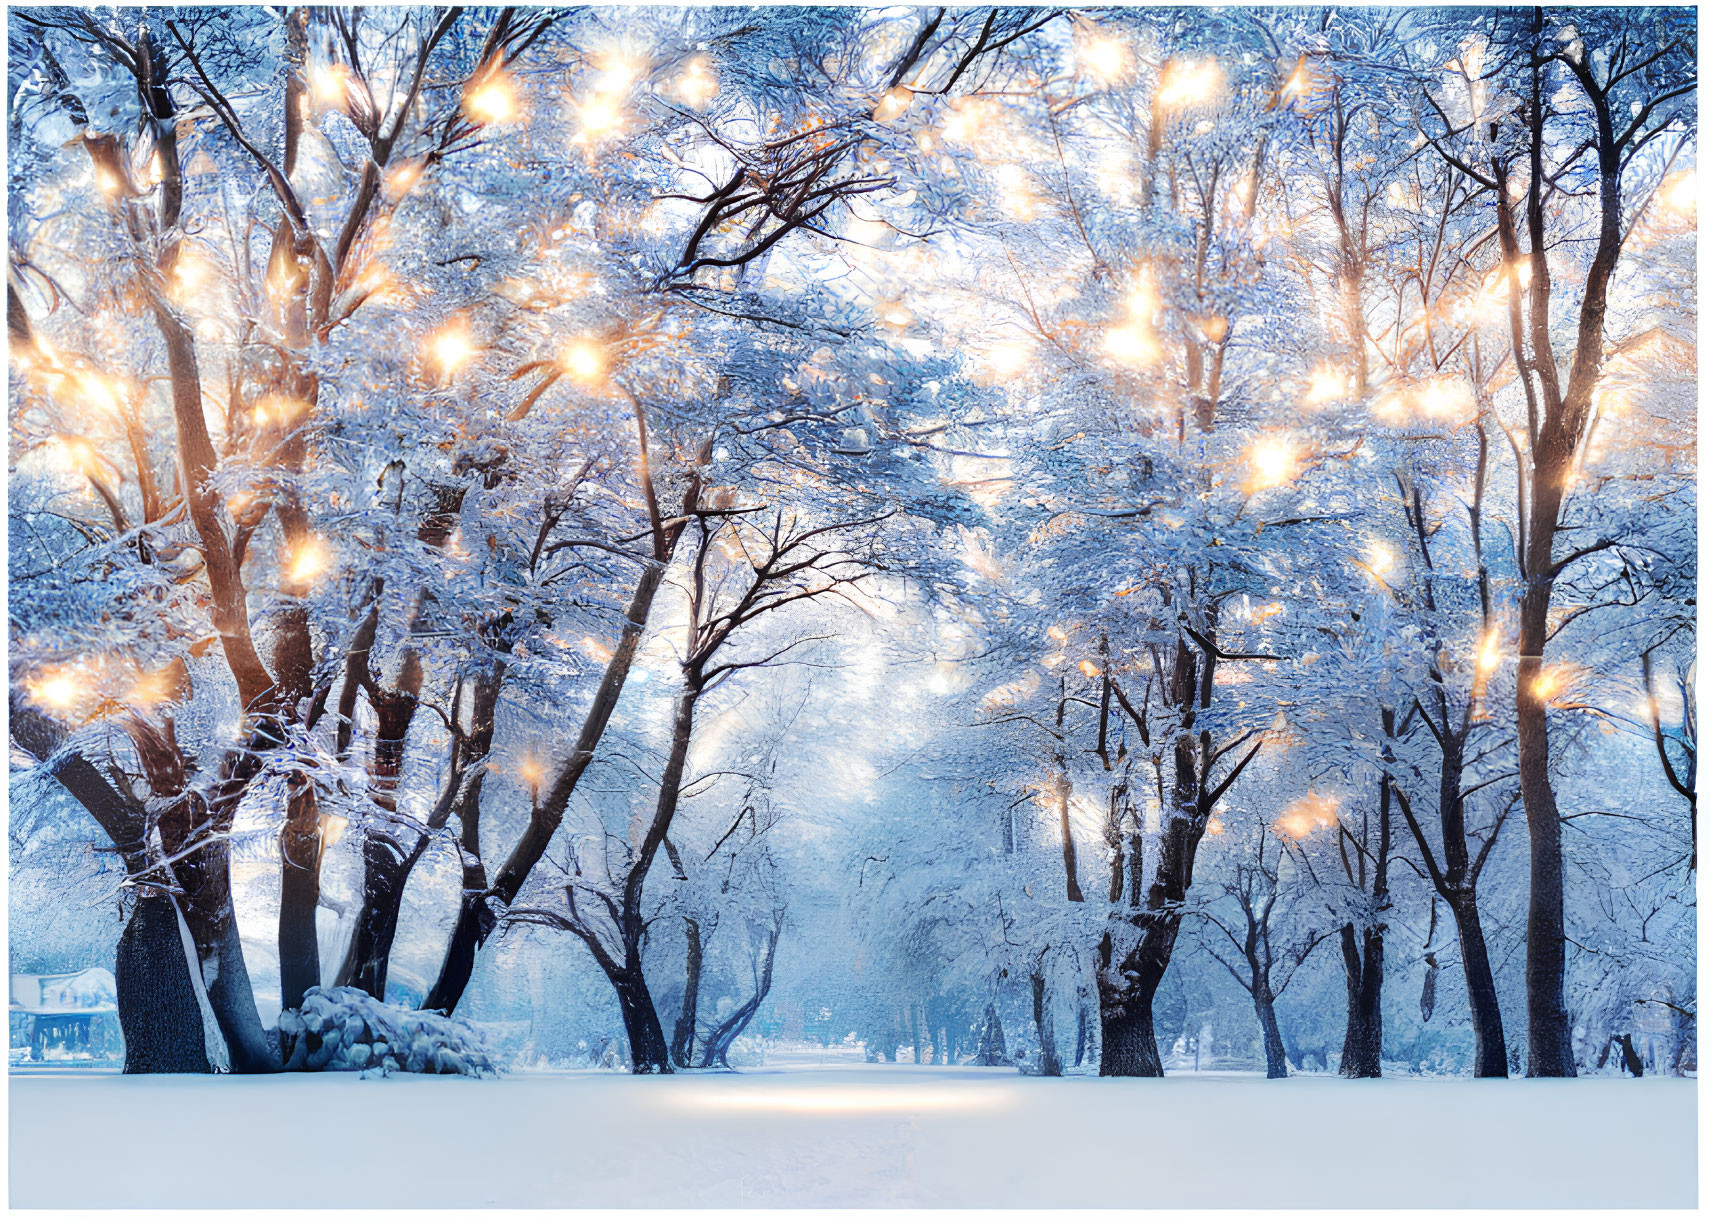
xmin=276 ymin=987 xmax=498 ymax=1077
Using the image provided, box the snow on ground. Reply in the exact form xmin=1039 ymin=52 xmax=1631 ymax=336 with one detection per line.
xmin=9 ymin=1050 xmax=1696 ymax=1208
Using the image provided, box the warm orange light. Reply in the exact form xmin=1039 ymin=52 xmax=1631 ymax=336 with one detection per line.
xmin=1476 ymin=626 xmax=1503 ymax=675
xmin=26 ymin=667 xmax=83 ymax=715
xmin=1158 ymin=59 xmax=1223 ymax=110
xmin=1205 ymin=816 xmax=1225 ymax=837
xmin=1306 ymin=365 xmax=1347 ymax=404
xmin=1275 ymin=792 xmax=1338 ymax=841
xmin=1081 ymin=35 xmax=1132 ymax=84
xmin=287 ymin=538 xmax=331 ymax=586
xmin=1078 ymin=659 xmax=1101 ymax=679
xmin=1103 ymin=324 xmax=1159 ymax=367
xmin=581 ymin=636 xmax=614 ymax=664
xmin=874 ymin=85 xmax=912 ymax=123
xmin=428 ymin=322 xmax=476 ymax=375
xmin=1046 ymin=626 xmax=1068 ymax=642
xmin=559 ymin=340 xmax=606 ymax=382
xmin=1247 ymin=438 xmax=1299 ymax=490
xmin=309 ymin=63 xmax=349 ymax=108
xmin=464 ymin=73 xmax=518 ymax=125
xmin=675 ymin=56 xmax=719 ymax=107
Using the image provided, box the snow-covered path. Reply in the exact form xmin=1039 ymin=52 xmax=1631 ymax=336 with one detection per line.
xmin=9 ymin=1057 xmax=1696 ymax=1208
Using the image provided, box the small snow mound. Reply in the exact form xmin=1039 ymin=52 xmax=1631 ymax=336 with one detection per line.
xmin=277 ymin=987 xmax=498 ymax=1077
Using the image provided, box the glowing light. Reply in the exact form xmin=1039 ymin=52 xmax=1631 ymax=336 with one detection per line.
xmin=74 ymin=373 xmax=121 ymax=415
xmin=674 ymin=56 xmax=719 ymax=107
xmin=581 ymin=636 xmax=614 ymax=663
xmin=170 ymin=249 xmax=212 ymax=302
xmin=1386 ymin=181 xmax=1408 ymax=208
xmin=578 ymin=96 xmax=622 ymax=138
xmin=1476 ymin=626 xmax=1503 ymax=674
xmin=1664 ymin=170 xmax=1696 ymax=217
xmin=1247 ymin=437 xmax=1299 ymax=490
xmin=517 ymin=755 xmax=547 ymax=790
xmin=1418 ymin=377 xmax=1474 ymax=420
xmin=1078 ymin=659 xmax=1101 ymax=679
xmin=1205 ymin=816 xmax=1225 ymax=837
xmin=1103 ymin=324 xmax=1159 ymax=367
xmin=559 ymin=340 xmax=606 ymax=382
xmin=874 ymin=85 xmax=913 ymax=123
xmin=1046 ymin=626 xmax=1068 ymax=642
xmin=677 ymin=1085 xmax=1020 ymax=1115
xmin=876 ymin=300 xmax=915 ymax=328
xmin=1081 ymin=35 xmax=1132 ymax=84
xmin=1158 ymin=59 xmax=1223 ymax=110
xmin=428 ymin=321 xmax=476 ymax=375
xmin=464 ymin=72 xmax=518 ymax=125
xmin=1365 ymin=541 xmax=1397 ymax=581
xmin=26 ymin=667 xmax=83 ymax=715
xmin=1531 ymin=665 xmax=1569 ymax=702
xmin=1306 ymin=365 xmax=1347 ymax=404
xmin=286 ymin=538 xmax=331 ymax=585
xmin=1275 ymin=792 xmax=1339 ymax=841
xmin=309 ymin=63 xmax=349 ymax=108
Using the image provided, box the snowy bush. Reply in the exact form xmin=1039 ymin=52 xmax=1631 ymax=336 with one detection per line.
xmin=276 ymin=987 xmax=499 ymax=1077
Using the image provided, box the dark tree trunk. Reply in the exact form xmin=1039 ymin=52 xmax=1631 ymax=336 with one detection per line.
xmin=115 ymin=892 xmax=212 ymax=1073
xmin=1517 ymin=576 xmax=1577 ymax=1076
xmin=48 ymin=750 xmax=209 ymax=1072
xmin=614 ymin=968 xmax=672 ymax=1073
xmin=1254 ymin=987 xmax=1288 ymax=1079
xmin=1032 ymin=967 xmax=1061 ymax=1076
xmin=277 ymin=771 xmax=321 ymax=1011
xmin=1448 ymin=893 xmax=1508 ymax=1078
xmin=422 ymin=661 xmax=505 ymax=1015
xmin=1074 ymin=1002 xmax=1088 ymax=1067
xmin=699 ymin=922 xmax=781 ymax=1068
xmin=335 ymin=834 xmax=425 ymax=1000
xmin=335 ymin=682 xmax=421 ymax=1000
xmin=428 ymin=561 xmax=674 ymax=1015
xmin=1098 ymin=966 xmax=1163 ymax=1077
xmin=1339 ymin=922 xmax=1384 ymax=1078
xmin=671 ymin=917 xmax=703 ymax=1068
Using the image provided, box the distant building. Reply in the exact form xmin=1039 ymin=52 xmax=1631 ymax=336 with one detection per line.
xmin=9 ymin=968 xmax=122 ymax=1064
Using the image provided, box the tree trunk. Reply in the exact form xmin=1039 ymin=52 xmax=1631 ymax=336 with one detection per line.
xmin=276 ymin=771 xmax=321 ymax=1011
xmin=671 ymin=917 xmax=703 ymax=1068
xmin=48 ymin=751 xmax=209 ymax=1071
xmin=1254 ymin=987 xmax=1288 ymax=1079
xmin=699 ymin=922 xmax=781 ymax=1068
xmin=428 ymin=560 xmax=673 ymax=1014
xmin=1518 ymin=573 xmax=1577 ymax=1076
xmin=422 ymin=661 xmax=506 ymax=1016
xmin=1074 ymin=1001 xmax=1088 ymax=1067
xmin=115 ymin=892 xmax=212 ymax=1073
xmin=1339 ymin=922 xmax=1384 ymax=1078
xmin=1032 ymin=967 xmax=1061 ymax=1076
xmin=1448 ymin=892 xmax=1508 ymax=1078
xmin=334 ymin=833 xmax=425 ymax=1000
xmin=613 ymin=968 xmax=672 ymax=1073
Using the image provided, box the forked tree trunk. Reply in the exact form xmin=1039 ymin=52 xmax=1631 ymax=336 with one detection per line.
xmin=699 ymin=922 xmax=781 ymax=1069
xmin=1448 ymin=893 xmax=1509 ymax=1078
xmin=1339 ymin=922 xmax=1384 ymax=1078
xmin=426 ymin=560 xmax=674 ymax=1013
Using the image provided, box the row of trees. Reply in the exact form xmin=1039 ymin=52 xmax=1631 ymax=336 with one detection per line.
xmin=8 ymin=7 xmax=1695 ymax=1078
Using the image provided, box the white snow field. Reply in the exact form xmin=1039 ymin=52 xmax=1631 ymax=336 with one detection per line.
xmin=9 ymin=1054 xmax=1696 ymax=1209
